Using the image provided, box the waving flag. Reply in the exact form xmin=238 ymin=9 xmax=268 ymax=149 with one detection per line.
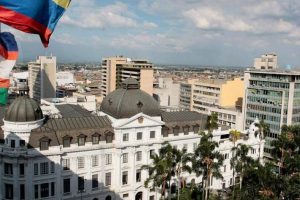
xmin=0 ymin=0 xmax=71 ymax=47
xmin=0 ymin=32 xmax=18 ymax=105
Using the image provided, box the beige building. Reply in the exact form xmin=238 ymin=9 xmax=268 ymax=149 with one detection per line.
xmin=254 ymin=53 xmax=278 ymax=70
xmin=179 ymin=78 xmax=244 ymax=129
xmin=28 ymin=56 xmax=57 ymax=102
xmin=101 ymin=56 xmax=153 ymax=96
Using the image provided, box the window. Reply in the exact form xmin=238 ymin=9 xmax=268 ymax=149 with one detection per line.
xmin=92 ymin=134 xmax=100 ymax=144
xmin=78 ymin=157 xmax=85 ymax=169
xmin=150 ymin=150 xmax=155 ymax=158
xmin=20 ymin=184 xmax=25 ymax=200
xmin=183 ymin=144 xmax=188 ymax=150
xmin=4 ymin=163 xmax=13 ymax=176
xmin=123 ymin=133 xmax=129 ymax=142
xmin=11 ymin=140 xmax=15 ymax=148
xmin=40 ymin=140 xmax=49 ymax=150
xmin=122 ymin=153 xmax=128 ymax=163
xmin=34 ymin=163 xmax=38 ymax=175
xmin=41 ymin=183 xmax=49 ymax=198
xmin=51 ymin=182 xmax=55 ymax=196
xmin=136 ymin=151 xmax=142 ymax=161
xmin=150 ymin=196 xmax=155 ymax=200
xmin=137 ymin=132 xmax=142 ymax=140
xmin=106 ymin=154 xmax=112 ymax=165
xmin=106 ymin=195 xmax=112 ymax=200
xmin=123 ymin=193 xmax=129 ymax=198
xmin=105 ymin=172 xmax=111 ymax=186
xmin=122 ymin=171 xmax=128 ymax=185
xmin=78 ymin=135 xmax=86 ymax=146
xmin=92 ymin=155 xmax=99 ymax=167
xmin=92 ymin=174 xmax=98 ymax=189
xmin=5 ymin=184 xmax=13 ymax=199
xmin=19 ymin=164 xmax=25 ymax=176
xmin=136 ymin=169 xmax=141 ymax=182
xmin=193 ymin=125 xmax=199 ymax=133
xmin=150 ymin=131 xmax=155 ymax=138
xmin=224 ymin=165 xmax=226 ymax=172
xmin=78 ymin=176 xmax=85 ymax=191
xmin=106 ymin=133 xmax=113 ymax=143
xmin=34 ymin=184 xmax=39 ymax=199
xmin=50 ymin=162 xmax=55 ymax=173
xmin=183 ymin=126 xmax=189 ymax=135
xmin=63 ymin=178 xmax=70 ymax=194
xmin=40 ymin=162 xmax=49 ymax=175
xmin=173 ymin=126 xmax=180 ymax=136
xmin=63 ymin=136 xmax=71 ymax=148
xmin=19 ymin=140 xmax=25 ymax=147
xmin=63 ymin=159 xmax=70 ymax=170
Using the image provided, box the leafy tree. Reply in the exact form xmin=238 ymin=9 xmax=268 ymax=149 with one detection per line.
xmin=206 ymin=112 xmax=218 ymax=133
xmin=192 ymin=132 xmax=224 ymax=200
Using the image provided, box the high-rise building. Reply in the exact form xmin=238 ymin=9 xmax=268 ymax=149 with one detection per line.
xmin=101 ymin=56 xmax=153 ymax=96
xmin=28 ymin=56 xmax=56 ymax=101
xmin=243 ymin=67 xmax=300 ymax=156
xmin=254 ymin=53 xmax=278 ymax=70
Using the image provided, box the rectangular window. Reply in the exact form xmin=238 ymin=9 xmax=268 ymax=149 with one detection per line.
xmin=4 ymin=163 xmax=13 ymax=176
xmin=150 ymin=131 xmax=155 ymax=138
xmin=63 ymin=178 xmax=70 ymax=194
xmin=62 ymin=159 xmax=70 ymax=170
xmin=150 ymin=150 xmax=155 ymax=158
xmin=51 ymin=182 xmax=55 ymax=196
xmin=40 ymin=183 xmax=49 ymax=198
xmin=50 ymin=162 xmax=55 ymax=173
xmin=40 ymin=141 xmax=49 ymax=150
xmin=19 ymin=164 xmax=25 ymax=176
xmin=78 ymin=137 xmax=85 ymax=146
xmin=123 ymin=153 xmax=128 ymax=163
xmin=34 ymin=163 xmax=38 ymax=175
xmin=105 ymin=172 xmax=111 ymax=186
xmin=5 ymin=184 xmax=13 ymax=199
xmin=77 ymin=157 xmax=85 ymax=169
xmin=63 ymin=138 xmax=70 ymax=148
xmin=92 ymin=135 xmax=99 ymax=144
xmin=19 ymin=140 xmax=25 ymax=147
xmin=123 ymin=133 xmax=129 ymax=141
xmin=11 ymin=140 xmax=15 ymax=148
xmin=193 ymin=143 xmax=197 ymax=151
xmin=136 ymin=151 xmax=142 ymax=161
xmin=20 ymin=184 xmax=25 ymax=200
xmin=224 ymin=165 xmax=226 ymax=172
xmin=106 ymin=154 xmax=112 ymax=165
xmin=136 ymin=169 xmax=141 ymax=182
xmin=40 ymin=162 xmax=49 ymax=175
xmin=34 ymin=184 xmax=39 ymax=199
xmin=150 ymin=196 xmax=155 ymax=200
xmin=122 ymin=171 xmax=128 ymax=185
xmin=137 ymin=132 xmax=142 ymax=140
xmin=183 ymin=144 xmax=188 ymax=150
xmin=92 ymin=155 xmax=99 ymax=167
xmin=92 ymin=174 xmax=98 ymax=189
xmin=78 ymin=176 xmax=85 ymax=191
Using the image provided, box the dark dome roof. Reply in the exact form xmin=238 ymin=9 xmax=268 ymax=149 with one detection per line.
xmin=5 ymin=96 xmax=43 ymax=122
xmin=101 ymin=78 xmax=161 ymax=119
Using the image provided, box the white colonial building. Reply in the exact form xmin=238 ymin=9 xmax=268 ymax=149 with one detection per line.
xmin=0 ymin=78 xmax=263 ymax=200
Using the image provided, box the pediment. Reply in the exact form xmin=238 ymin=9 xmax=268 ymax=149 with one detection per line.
xmin=113 ymin=113 xmax=164 ymax=129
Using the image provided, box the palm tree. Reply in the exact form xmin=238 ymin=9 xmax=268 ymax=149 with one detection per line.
xmin=206 ymin=112 xmax=218 ymax=133
xmin=229 ymin=129 xmax=240 ymax=188
xmin=192 ymin=132 xmax=224 ymax=200
xmin=231 ymin=144 xmax=254 ymax=189
xmin=254 ymin=119 xmax=269 ymax=160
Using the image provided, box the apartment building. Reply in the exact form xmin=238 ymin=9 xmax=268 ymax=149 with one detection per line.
xmin=28 ymin=56 xmax=56 ymax=102
xmin=254 ymin=53 xmax=278 ymax=70
xmin=101 ymin=56 xmax=153 ymax=96
xmin=179 ymin=78 xmax=244 ymax=129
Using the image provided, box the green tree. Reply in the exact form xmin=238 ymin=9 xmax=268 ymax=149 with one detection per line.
xmin=192 ymin=132 xmax=224 ymax=200
xmin=229 ymin=129 xmax=241 ymax=195
xmin=254 ymin=119 xmax=269 ymax=160
xmin=206 ymin=113 xmax=218 ymax=133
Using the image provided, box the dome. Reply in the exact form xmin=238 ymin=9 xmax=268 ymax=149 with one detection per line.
xmin=5 ymin=96 xmax=43 ymax=122
xmin=101 ymin=78 xmax=161 ymax=119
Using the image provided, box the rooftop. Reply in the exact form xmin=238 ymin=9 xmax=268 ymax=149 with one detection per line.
xmin=55 ymin=104 xmax=93 ymax=118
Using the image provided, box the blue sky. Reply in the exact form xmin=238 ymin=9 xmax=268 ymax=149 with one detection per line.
xmin=3 ymin=0 xmax=300 ymax=67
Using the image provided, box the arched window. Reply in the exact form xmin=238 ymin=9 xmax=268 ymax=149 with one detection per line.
xmin=183 ymin=125 xmax=190 ymax=135
xmin=105 ymin=195 xmax=112 ymax=200
xmin=105 ymin=132 xmax=113 ymax=143
xmin=171 ymin=183 xmax=177 ymax=194
xmin=173 ymin=126 xmax=180 ymax=136
xmin=193 ymin=124 xmax=200 ymax=133
xmin=92 ymin=133 xmax=100 ymax=144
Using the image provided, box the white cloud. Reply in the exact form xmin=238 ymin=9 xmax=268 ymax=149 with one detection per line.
xmin=143 ymin=22 xmax=158 ymax=29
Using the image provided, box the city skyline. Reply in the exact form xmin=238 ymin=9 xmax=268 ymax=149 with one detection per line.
xmin=2 ymin=0 xmax=300 ymax=67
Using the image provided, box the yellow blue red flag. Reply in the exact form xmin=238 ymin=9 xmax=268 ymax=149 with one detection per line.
xmin=0 ymin=0 xmax=71 ymax=47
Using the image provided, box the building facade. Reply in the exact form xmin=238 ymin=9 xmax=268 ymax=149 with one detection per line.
xmin=0 ymin=78 xmax=263 ymax=200
xmin=101 ymin=56 xmax=153 ymax=96
xmin=243 ymin=68 xmax=300 ymax=156
xmin=254 ymin=53 xmax=278 ymax=70
xmin=28 ymin=56 xmax=57 ymax=102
